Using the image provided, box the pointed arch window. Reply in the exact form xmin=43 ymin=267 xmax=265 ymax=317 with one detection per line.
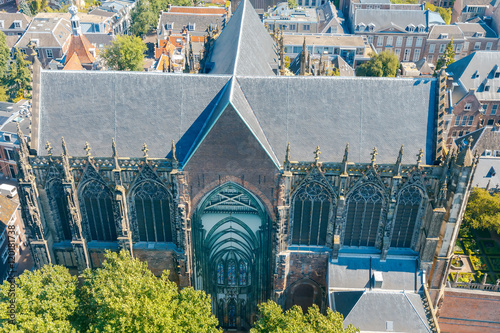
xmin=291 ymin=182 xmax=334 ymax=246
xmin=239 ymin=260 xmax=247 ymax=286
xmin=217 ymin=262 xmax=224 ymax=285
xmin=228 ymin=260 xmax=236 ymax=286
xmin=391 ymin=186 xmax=423 ymax=248
xmin=344 ymin=184 xmax=384 ymax=247
xmin=46 ymin=179 xmax=72 ymax=241
xmin=80 ymin=180 xmax=117 ymax=242
xmin=133 ymin=181 xmax=172 ymax=243
xmin=228 ymin=300 xmax=237 ymax=327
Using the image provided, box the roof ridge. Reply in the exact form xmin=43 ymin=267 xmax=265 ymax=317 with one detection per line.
xmin=402 ymin=292 xmax=433 ymax=333
xmin=231 ymin=0 xmax=246 ymax=76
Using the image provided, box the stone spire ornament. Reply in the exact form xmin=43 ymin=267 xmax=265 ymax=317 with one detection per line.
xmin=171 ymin=140 xmax=177 ymax=162
xmin=45 ymin=141 xmax=53 ymax=156
xmin=342 ymin=143 xmax=349 ymax=175
xmin=69 ymin=1 xmax=81 ymax=36
xmin=370 ymin=147 xmax=378 ymax=166
xmin=62 ymin=137 xmax=69 ymax=157
xmin=314 ymin=146 xmax=321 ymax=164
xmin=416 ymin=148 xmax=424 ymax=168
xmin=142 ymin=143 xmax=149 ymax=158
xmin=84 ymin=142 xmax=91 ymax=157
xmin=394 ymin=145 xmax=403 ymax=175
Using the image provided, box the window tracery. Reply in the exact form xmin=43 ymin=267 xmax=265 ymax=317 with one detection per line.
xmin=217 ymin=262 xmax=224 ymax=285
xmin=291 ymin=182 xmax=333 ymax=246
xmin=391 ymin=186 xmax=423 ymax=248
xmin=344 ymin=184 xmax=384 ymax=247
xmin=46 ymin=179 xmax=72 ymax=241
xmin=80 ymin=180 xmax=117 ymax=242
xmin=133 ymin=181 xmax=172 ymax=242
xmin=239 ymin=261 xmax=247 ymax=286
xmin=228 ymin=260 xmax=236 ymax=286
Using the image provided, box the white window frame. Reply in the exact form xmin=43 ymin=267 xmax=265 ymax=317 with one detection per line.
xmin=429 ymin=44 xmax=435 ymax=53
xmin=486 ymin=42 xmax=492 ymax=50
xmin=403 ymin=48 xmax=411 ymax=61
xmin=491 ymin=104 xmax=497 ymax=115
xmin=455 ymin=115 xmax=461 ymax=126
xmin=413 ymin=49 xmax=421 ymax=61
xmin=302 ymin=24 xmax=310 ymax=31
xmin=394 ymin=48 xmax=401 ymax=58
xmin=0 ymin=21 xmax=4 ymax=29
xmin=386 ymin=36 xmax=393 ymax=46
xmin=396 ymin=36 xmax=403 ymax=47
xmin=406 ymin=37 xmax=413 ymax=47
xmin=463 ymin=42 xmax=469 ymax=51
xmin=415 ymin=37 xmax=423 ymax=47
xmin=377 ymin=36 xmax=384 ymax=46
xmin=456 ymin=43 xmax=463 ymax=53
xmin=46 ymin=49 xmax=53 ymax=58
xmin=474 ymin=42 xmax=481 ymax=50
xmin=439 ymin=44 xmax=446 ymax=53
xmin=13 ymin=20 xmax=21 ymax=29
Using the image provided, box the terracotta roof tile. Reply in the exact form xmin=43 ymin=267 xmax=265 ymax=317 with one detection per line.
xmin=438 ymin=289 xmax=500 ymax=333
xmin=0 ymin=194 xmax=19 ymax=233
xmin=65 ymin=34 xmax=96 ymax=66
xmin=63 ymin=52 xmax=85 ymax=70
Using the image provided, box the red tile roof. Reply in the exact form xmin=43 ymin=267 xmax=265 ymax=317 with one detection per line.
xmin=438 ymin=289 xmax=500 ymax=333
xmin=63 ymin=52 xmax=85 ymax=70
xmin=168 ymin=6 xmax=227 ymax=14
xmin=65 ymin=33 xmax=96 ymax=66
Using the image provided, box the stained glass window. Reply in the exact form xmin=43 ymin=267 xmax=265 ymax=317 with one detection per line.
xmin=228 ymin=301 xmax=236 ymax=327
xmin=291 ymin=182 xmax=334 ymax=246
xmin=217 ymin=262 xmax=224 ymax=285
xmin=80 ymin=180 xmax=117 ymax=242
xmin=344 ymin=184 xmax=384 ymax=247
xmin=228 ymin=260 xmax=236 ymax=286
xmin=391 ymin=186 xmax=423 ymax=248
xmin=239 ymin=261 xmax=247 ymax=286
xmin=46 ymin=179 xmax=72 ymax=241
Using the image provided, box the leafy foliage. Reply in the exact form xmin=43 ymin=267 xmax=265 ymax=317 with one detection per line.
xmin=130 ymin=0 xmax=192 ymax=36
xmin=288 ymin=0 xmax=298 ymax=8
xmin=464 ymin=188 xmax=500 ymax=234
xmin=0 ymin=265 xmax=79 ymax=333
xmin=101 ymin=35 xmax=147 ymax=71
xmin=390 ymin=0 xmax=417 ymax=3
xmin=0 ymin=251 xmax=221 ymax=333
xmin=355 ymin=51 xmax=400 ymax=77
xmin=6 ymin=48 xmax=32 ymax=102
xmin=0 ymin=31 xmax=9 ymax=81
xmin=435 ymin=38 xmax=455 ymax=72
xmin=76 ymin=251 xmax=220 ymax=333
xmin=425 ymin=3 xmax=452 ymax=25
xmin=251 ymin=300 xmax=359 ymax=333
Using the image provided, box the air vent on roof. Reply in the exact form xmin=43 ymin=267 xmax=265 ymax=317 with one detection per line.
xmin=373 ymin=271 xmax=383 ymax=288
xmin=386 ymin=321 xmax=394 ymax=331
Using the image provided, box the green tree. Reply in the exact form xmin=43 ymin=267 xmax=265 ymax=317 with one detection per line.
xmin=0 ymin=85 xmax=7 ymax=102
xmin=390 ymin=0 xmax=417 ymax=4
xmin=0 ymin=265 xmax=78 ymax=333
xmin=101 ymin=35 xmax=147 ymax=71
xmin=131 ymin=0 xmax=158 ymax=36
xmin=76 ymin=250 xmax=220 ymax=333
xmin=0 ymin=31 xmax=9 ymax=81
xmin=463 ymin=188 xmax=500 ymax=234
xmin=355 ymin=51 xmax=400 ymax=77
xmin=435 ymin=38 xmax=455 ymax=72
xmin=425 ymin=3 xmax=452 ymax=25
xmin=288 ymin=0 xmax=298 ymax=8
xmin=251 ymin=300 xmax=359 ymax=333
xmin=7 ymin=48 xmax=32 ymax=102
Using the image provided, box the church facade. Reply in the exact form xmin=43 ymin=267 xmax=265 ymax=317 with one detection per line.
xmin=17 ymin=0 xmax=476 ymax=330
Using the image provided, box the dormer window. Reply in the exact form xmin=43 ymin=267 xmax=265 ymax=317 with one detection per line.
xmin=417 ymin=24 xmax=425 ymax=32
xmin=440 ymin=33 xmax=448 ymax=39
xmin=13 ymin=21 xmax=21 ymax=29
xmin=3 ymin=134 xmax=11 ymax=142
xmin=0 ymin=21 xmax=4 ymax=29
xmin=368 ymin=23 xmax=375 ymax=32
xmin=407 ymin=24 xmax=415 ymax=32
xmin=475 ymin=32 xmax=484 ymax=37
xmin=357 ymin=23 xmax=366 ymax=32
xmin=166 ymin=22 xmax=173 ymax=30
xmin=188 ymin=23 xmax=195 ymax=31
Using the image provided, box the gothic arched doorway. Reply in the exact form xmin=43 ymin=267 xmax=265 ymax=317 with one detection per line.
xmin=192 ymin=182 xmax=272 ymax=330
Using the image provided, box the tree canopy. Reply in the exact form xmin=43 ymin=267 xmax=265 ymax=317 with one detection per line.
xmin=1 ymin=251 xmax=221 ymax=333
xmin=101 ymin=35 xmax=147 ymax=71
xmin=130 ymin=0 xmax=192 ymax=37
xmin=0 ymin=264 xmax=79 ymax=333
xmin=251 ymin=301 xmax=359 ymax=333
xmin=355 ymin=51 xmax=400 ymax=77
xmin=425 ymin=3 xmax=452 ymax=25
xmin=435 ymin=38 xmax=455 ymax=72
xmin=6 ymin=48 xmax=32 ymax=102
xmin=463 ymin=188 xmax=500 ymax=234
xmin=0 ymin=31 xmax=9 ymax=81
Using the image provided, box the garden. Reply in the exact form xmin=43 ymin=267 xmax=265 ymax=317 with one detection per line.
xmin=449 ymin=225 xmax=500 ymax=284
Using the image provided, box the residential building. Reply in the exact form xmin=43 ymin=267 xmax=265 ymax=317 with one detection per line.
xmin=93 ymin=0 xmax=136 ymax=35
xmin=451 ymin=0 xmax=498 ymax=23
xmin=0 ymin=100 xmax=30 ymax=180
xmin=282 ymin=34 xmax=373 ymax=68
xmin=445 ymin=51 xmax=500 ymax=145
xmin=20 ymin=0 xmax=474 ymax=331
xmin=263 ymin=1 xmax=345 ymax=34
xmin=0 ymin=12 xmax=31 ymax=48
xmin=349 ymin=2 xmax=445 ymax=62
xmin=0 ymin=194 xmax=24 ymax=282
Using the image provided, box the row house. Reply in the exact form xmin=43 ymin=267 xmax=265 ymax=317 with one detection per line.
xmin=0 ymin=194 xmax=25 ymax=282
xmin=263 ymin=1 xmax=345 ymax=34
xmin=350 ymin=5 xmax=445 ymax=62
xmin=282 ymin=34 xmax=373 ymax=68
xmin=0 ymin=100 xmax=30 ymax=180
xmin=93 ymin=0 xmax=136 ymax=35
xmin=424 ymin=21 xmax=498 ymax=65
xmin=0 ymin=13 xmax=31 ymax=48
xmin=157 ymin=6 xmax=229 ymax=72
xmin=444 ymin=51 xmax=500 ymax=145
xmin=451 ymin=0 xmax=498 ymax=23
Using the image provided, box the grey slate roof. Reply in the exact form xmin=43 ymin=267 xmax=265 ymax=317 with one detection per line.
xmin=472 ymin=156 xmax=500 ymax=188
xmin=36 ymin=0 xmax=438 ymax=167
xmin=206 ymin=0 xmax=278 ymax=76
xmin=427 ymin=24 xmax=464 ymax=40
xmin=332 ymin=291 xmax=432 ymax=332
xmin=354 ymin=9 xmax=444 ymax=33
xmin=158 ymin=12 xmax=227 ymax=37
xmin=446 ymin=51 xmax=500 ymax=102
